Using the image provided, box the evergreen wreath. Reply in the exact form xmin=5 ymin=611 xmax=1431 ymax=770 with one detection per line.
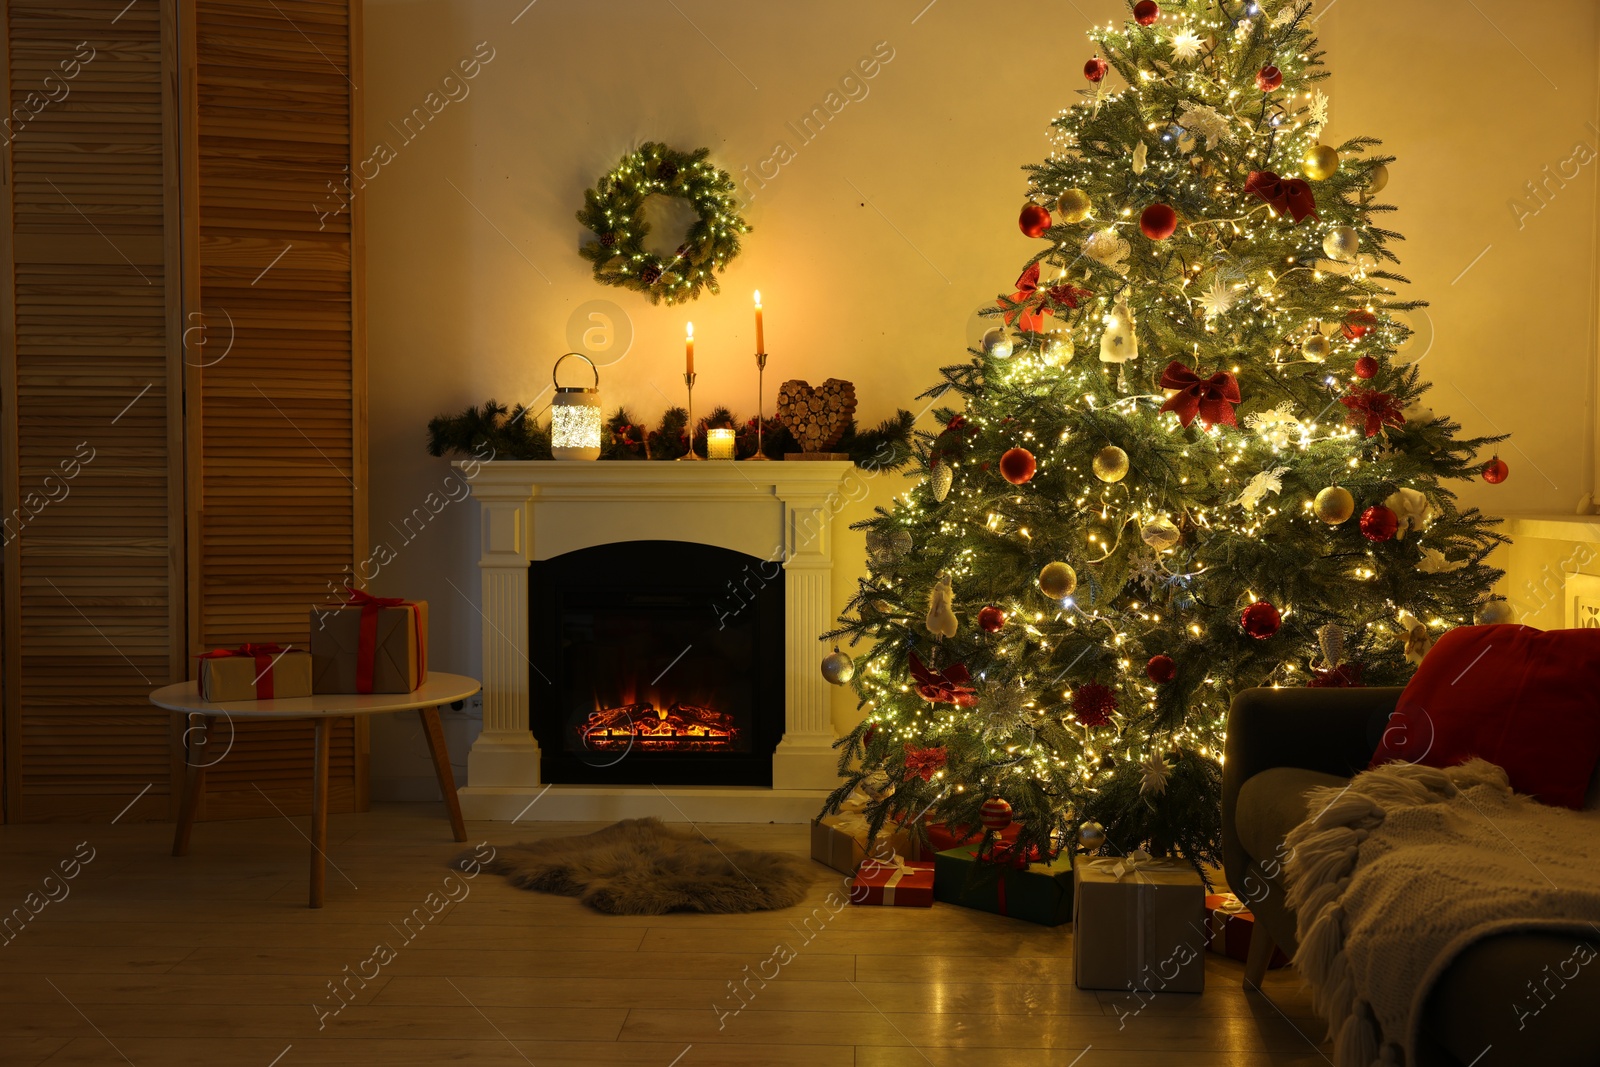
xmin=577 ymin=143 xmax=749 ymax=305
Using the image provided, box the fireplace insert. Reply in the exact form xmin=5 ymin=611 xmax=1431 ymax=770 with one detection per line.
xmin=529 ymin=540 xmax=784 ymax=785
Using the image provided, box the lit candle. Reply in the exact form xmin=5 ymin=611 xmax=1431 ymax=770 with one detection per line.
xmin=753 ymin=291 xmax=764 ymax=353
xmin=707 ymin=427 xmax=735 ymax=460
xmin=685 ymin=322 xmax=694 ymax=374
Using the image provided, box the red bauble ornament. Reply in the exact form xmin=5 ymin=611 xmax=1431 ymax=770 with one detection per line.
xmin=1146 ymin=654 xmax=1177 ymax=684
xmin=1140 ymin=203 xmax=1178 ymax=240
xmin=1084 ymin=56 xmax=1109 ymax=83
xmin=977 ymin=606 xmax=1007 ymax=633
xmin=1256 ymin=65 xmax=1283 ymax=91
xmin=999 ymin=446 xmax=1037 ymax=484
xmin=980 ymin=797 xmax=1014 ymax=831
xmin=1240 ymin=600 xmax=1281 ymax=640
xmin=1353 ymin=355 xmax=1380 ymax=380
xmin=1342 ymin=310 xmax=1377 ymax=339
xmin=1019 ymin=202 xmax=1052 ymax=238
xmin=1483 ymin=456 xmax=1510 ymax=484
xmin=1360 ymin=505 xmax=1399 ymax=542
xmin=1133 ymin=0 xmax=1160 ymax=25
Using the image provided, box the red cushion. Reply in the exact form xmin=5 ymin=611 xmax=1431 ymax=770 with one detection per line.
xmin=1370 ymin=624 xmax=1600 ymax=809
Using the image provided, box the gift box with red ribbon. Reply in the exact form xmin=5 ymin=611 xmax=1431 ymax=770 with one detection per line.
xmin=932 ymin=843 xmax=1073 ymax=926
xmin=1073 ymin=852 xmax=1206 ymax=993
xmin=849 ymin=857 xmax=934 ymax=908
xmin=925 ymin=820 xmax=1022 ymax=854
xmin=811 ymin=789 xmax=924 ymax=875
xmin=198 ymin=644 xmax=312 ymax=702
xmin=310 ymin=589 xmax=428 ymax=694
xmin=1203 ymin=892 xmax=1290 ymax=969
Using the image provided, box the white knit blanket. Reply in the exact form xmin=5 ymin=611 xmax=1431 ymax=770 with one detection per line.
xmin=1283 ymin=759 xmax=1600 ymax=1066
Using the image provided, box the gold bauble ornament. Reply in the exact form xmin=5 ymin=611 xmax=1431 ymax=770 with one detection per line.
xmin=1056 ymin=188 xmax=1093 ymax=224
xmin=1303 ymin=144 xmax=1340 ymax=181
xmin=1038 ymin=561 xmax=1078 ymax=599
xmin=1301 ymin=334 xmax=1332 ymax=362
xmin=1078 ymin=820 xmax=1106 ymax=851
xmin=1366 ymin=163 xmax=1389 ymax=194
xmin=1313 ymin=486 xmax=1355 ymax=525
xmin=1322 ymin=226 xmax=1359 ymax=262
xmin=1092 ymin=444 xmax=1130 ymax=483
xmin=819 ymin=647 xmax=855 ymax=686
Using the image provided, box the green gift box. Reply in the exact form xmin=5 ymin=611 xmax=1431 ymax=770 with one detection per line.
xmin=932 ymin=846 xmax=1074 ymax=926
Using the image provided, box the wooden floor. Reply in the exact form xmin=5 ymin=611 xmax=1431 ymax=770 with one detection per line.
xmin=0 ymin=805 xmax=1333 ymax=1066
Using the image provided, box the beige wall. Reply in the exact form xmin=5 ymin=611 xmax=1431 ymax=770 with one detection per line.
xmin=362 ymin=0 xmax=1600 ymax=796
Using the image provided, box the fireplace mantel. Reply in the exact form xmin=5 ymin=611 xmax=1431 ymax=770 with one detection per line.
xmin=454 ymin=459 xmax=856 ymax=821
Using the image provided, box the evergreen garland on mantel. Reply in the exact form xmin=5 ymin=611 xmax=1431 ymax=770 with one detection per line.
xmin=427 ymin=400 xmax=915 ymax=469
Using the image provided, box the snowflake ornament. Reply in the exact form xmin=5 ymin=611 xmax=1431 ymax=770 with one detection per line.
xmin=1272 ymin=3 xmax=1299 ymax=29
xmin=1245 ymin=402 xmax=1302 ymax=449
xmin=1084 ymin=228 xmax=1131 ymax=274
xmin=1170 ymin=31 xmax=1204 ymax=62
xmin=1140 ymin=750 xmax=1171 ymax=796
xmin=1178 ymin=103 xmax=1232 ymax=146
xmin=1200 ymin=276 xmax=1239 ymax=320
xmin=1235 ymin=467 xmax=1289 ymax=510
xmin=1307 ymin=90 xmax=1330 ymax=134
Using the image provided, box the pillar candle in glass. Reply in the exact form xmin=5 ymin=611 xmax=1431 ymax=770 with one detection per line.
xmin=706 ymin=427 xmax=736 ymax=460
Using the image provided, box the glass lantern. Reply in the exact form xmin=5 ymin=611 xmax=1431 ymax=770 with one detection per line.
xmin=706 ymin=427 xmax=735 ymax=460
xmin=550 ymin=352 xmax=602 ymax=460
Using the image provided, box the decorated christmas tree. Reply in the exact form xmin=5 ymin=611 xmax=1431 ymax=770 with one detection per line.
xmin=824 ymin=0 xmax=1510 ymax=869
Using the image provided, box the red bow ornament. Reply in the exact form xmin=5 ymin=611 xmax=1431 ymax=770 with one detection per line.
xmin=909 ymin=651 xmax=978 ymax=706
xmin=1159 ymin=361 xmax=1242 ymax=428
xmin=1339 ymin=387 xmax=1405 ymax=438
xmin=1243 ymin=170 xmax=1317 ymax=222
xmin=903 ymin=744 xmax=948 ymax=782
xmin=1000 ymin=263 xmax=1091 ymax=332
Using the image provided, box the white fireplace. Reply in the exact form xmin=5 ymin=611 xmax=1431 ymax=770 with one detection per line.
xmin=454 ymin=459 xmax=855 ymax=822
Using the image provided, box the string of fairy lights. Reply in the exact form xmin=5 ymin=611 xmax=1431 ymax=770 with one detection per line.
xmin=834 ymin=0 xmax=1505 ymax=851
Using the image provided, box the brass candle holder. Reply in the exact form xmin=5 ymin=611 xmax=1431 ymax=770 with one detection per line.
xmin=679 ymin=371 xmax=703 ymax=460
xmin=745 ymin=351 xmax=771 ymax=461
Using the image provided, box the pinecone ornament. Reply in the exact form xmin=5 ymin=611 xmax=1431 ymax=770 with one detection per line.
xmin=930 ymin=463 xmax=952 ymax=502
xmin=1317 ymin=623 xmax=1344 ymax=669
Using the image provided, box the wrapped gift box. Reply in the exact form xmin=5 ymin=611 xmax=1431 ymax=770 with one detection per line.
xmin=811 ymin=797 xmax=923 ymax=876
xmin=1074 ymin=853 xmax=1206 ymax=993
xmin=926 ymin=820 xmax=1021 ymax=853
xmin=1204 ymin=892 xmax=1289 ymax=969
xmin=198 ymin=645 xmax=312 ymax=702
xmin=310 ymin=592 xmax=428 ymax=694
xmin=933 ymin=845 xmax=1073 ymax=926
xmin=849 ymin=858 xmax=934 ymax=907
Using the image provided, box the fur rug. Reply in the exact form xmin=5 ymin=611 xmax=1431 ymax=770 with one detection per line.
xmin=455 ymin=817 xmax=814 ymax=915
xmin=1284 ymin=759 xmax=1600 ymax=1066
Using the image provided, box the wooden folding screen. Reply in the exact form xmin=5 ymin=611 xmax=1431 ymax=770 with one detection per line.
xmin=0 ymin=0 xmax=366 ymax=822
xmin=0 ymin=0 xmax=185 ymax=822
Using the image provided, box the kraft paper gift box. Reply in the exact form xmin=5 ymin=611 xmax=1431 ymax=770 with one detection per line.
xmin=1074 ymin=852 xmax=1207 ymax=993
xmin=310 ymin=591 xmax=428 ymax=694
xmin=1204 ymin=892 xmax=1290 ymax=969
xmin=933 ymin=844 xmax=1074 ymax=926
xmin=198 ymin=644 xmax=312 ymax=702
xmin=810 ymin=790 xmax=923 ymax=875
xmin=849 ymin=857 xmax=935 ymax=907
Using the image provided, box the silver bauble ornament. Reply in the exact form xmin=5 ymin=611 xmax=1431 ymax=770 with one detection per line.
xmin=1301 ymin=334 xmax=1332 ymax=362
xmin=981 ymin=327 xmax=1014 ymax=359
xmin=820 ymin=647 xmax=855 ymax=686
xmin=1078 ymin=820 xmax=1106 ymax=851
xmin=929 ymin=463 xmax=952 ymax=502
xmin=1366 ymin=163 xmax=1389 ymax=194
xmin=1476 ymin=600 xmax=1515 ymax=626
xmin=1323 ymin=226 xmax=1359 ymax=262
xmin=1141 ymin=516 xmax=1181 ymax=551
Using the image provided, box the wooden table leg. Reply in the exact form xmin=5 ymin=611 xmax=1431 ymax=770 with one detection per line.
xmin=172 ymin=714 xmax=208 ymax=857
xmin=418 ymin=706 xmax=467 ymax=842
xmin=310 ymin=716 xmax=333 ymax=908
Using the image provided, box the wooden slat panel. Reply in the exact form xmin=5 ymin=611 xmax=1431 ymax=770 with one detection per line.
xmin=3 ymin=0 xmax=181 ymax=822
xmin=190 ymin=0 xmax=365 ymax=820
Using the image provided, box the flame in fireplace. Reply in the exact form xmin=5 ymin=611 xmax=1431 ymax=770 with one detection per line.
xmin=579 ymin=700 xmax=740 ymax=751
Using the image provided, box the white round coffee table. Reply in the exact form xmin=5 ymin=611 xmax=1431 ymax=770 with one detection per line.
xmin=150 ymin=672 xmax=481 ymax=908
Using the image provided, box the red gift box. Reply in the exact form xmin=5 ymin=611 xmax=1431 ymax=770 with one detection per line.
xmin=925 ymin=820 xmax=1021 ymax=853
xmin=1204 ymin=893 xmax=1289 ymax=969
xmin=849 ymin=858 xmax=934 ymax=907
